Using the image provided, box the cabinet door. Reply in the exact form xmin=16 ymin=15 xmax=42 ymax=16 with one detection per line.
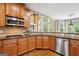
xmin=36 ymin=36 xmax=43 ymax=48
xmin=24 ymin=16 xmax=30 ymax=28
xmin=6 ymin=3 xmax=17 ymax=16
xmin=0 ymin=3 xmax=5 ymax=26
xmin=16 ymin=4 xmax=20 ymax=18
xmin=49 ymin=36 xmax=56 ymax=51
xmin=69 ymin=40 xmax=79 ymax=56
xmin=0 ymin=48 xmax=2 ymax=53
xmin=28 ymin=36 xmax=35 ymax=51
xmin=18 ymin=38 xmax=27 ymax=55
xmin=0 ymin=41 xmax=2 ymax=53
xmin=43 ymin=36 xmax=49 ymax=49
xmin=3 ymin=39 xmax=17 ymax=56
xmin=19 ymin=5 xmax=25 ymax=19
xmin=10 ymin=3 xmax=17 ymax=17
xmin=16 ymin=4 xmax=25 ymax=18
xmin=0 ymin=3 xmax=5 ymax=10
xmin=6 ymin=3 xmax=10 ymax=16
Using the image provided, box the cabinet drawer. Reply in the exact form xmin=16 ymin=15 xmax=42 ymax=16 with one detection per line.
xmin=70 ymin=40 xmax=79 ymax=46
xmin=3 ymin=39 xmax=17 ymax=46
xmin=18 ymin=38 xmax=27 ymax=41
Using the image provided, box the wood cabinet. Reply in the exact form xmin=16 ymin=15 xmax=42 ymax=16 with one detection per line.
xmin=0 ymin=3 xmax=30 ymax=27
xmin=36 ymin=36 xmax=43 ymax=49
xmin=24 ymin=16 xmax=30 ymax=28
xmin=0 ymin=3 xmax=5 ymax=10
xmin=10 ymin=3 xmax=17 ymax=17
xmin=18 ymin=37 xmax=27 ymax=55
xmin=16 ymin=4 xmax=26 ymax=19
xmin=6 ymin=3 xmax=26 ymax=19
xmin=69 ymin=39 xmax=79 ymax=56
xmin=49 ymin=36 xmax=56 ymax=51
xmin=0 ymin=41 xmax=3 ymax=53
xmin=3 ymin=39 xmax=17 ymax=56
xmin=6 ymin=3 xmax=10 ymax=16
xmin=19 ymin=4 xmax=26 ymax=19
xmin=43 ymin=36 xmax=49 ymax=49
xmin=28 ymin=36 xmax=36 ymax=51
xmin=6 ymin=3 xmax=17 ymax=16
xmin=0 ymin=3 xmax=5 ymax=26
xmin=16 ymin=4 xmax=21 ymax=18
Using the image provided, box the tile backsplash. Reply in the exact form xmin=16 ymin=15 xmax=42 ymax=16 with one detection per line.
xmin=0 ymin=26 xmax=26 ymax=35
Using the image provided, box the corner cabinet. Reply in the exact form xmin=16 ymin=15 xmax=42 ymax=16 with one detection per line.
xmin=69 ymin=39 xmax=79 ymax=56
xmin=3 ymin=39 xmax=17 ymax=56
xmin=0 ymin=3 xmax=5 ymax=26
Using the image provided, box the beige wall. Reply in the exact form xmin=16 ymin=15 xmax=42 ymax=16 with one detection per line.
xmin=0 ymin=27 xmax=26 ymax=35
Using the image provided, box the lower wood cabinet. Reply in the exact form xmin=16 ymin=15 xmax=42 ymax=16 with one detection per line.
xmin=43 ymin=36 xmax=49 ymax=49
xmin=0 ymin=41 xmax=2 ymax=53
xmin=49 ymin=36 xmax=56 ymax=51
xmin=28 ymin=36 xmax=36 ymax=51
xmin=36 ymin=36 xmax=43 ymax=49
xmin=3 ymin=39 xmax=17 ymax=56
xmin=69 ymin=39 xmax=79 ymax=56
xmin=0 ymin=48 xmax=2 ymax=53
xmin=18 ymin=37 xmax=27 ymax=55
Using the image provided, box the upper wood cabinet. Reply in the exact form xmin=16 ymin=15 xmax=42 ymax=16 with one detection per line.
xmin=69 ymin=39 xmax=79 ymax=56
xmin=16 ymin=4 xmax=26 ymax=19
xmin=9 ymin=3 xmax=17 ymax=17
xmin=0 ymin=3 xmax=5 ymax=26
xmin=43 ymin=36 xmax=49 ymax=49
xmin=49 ymin=36 xmax=56 ymax=51
xmin=36 ymin=36 xmax=43 ymax=49
xmin=6 ymin=3 xmax=17 ymax=17
xmin=3 ymin=39 xmax=17 ymax=56
xmin=0 ymin=3 xmax=5 ymax=10
xmin=24 ymin=14 xmax=30 ymax=28
xmin=0 ymin=3 xmax=30 ymax=27
xmin=6 ymin=3 xmax=26 ymax=19
xmin=18 ymin=37 xmax=28 ymax=55
xmin=20 ymin=4 xmax=26 ymax=19
xmin=16 ymin=4 xmax=21 ymax=18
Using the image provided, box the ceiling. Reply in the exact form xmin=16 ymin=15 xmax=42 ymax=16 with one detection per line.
xmin=25 ymin=3 xmax=79 ymax=19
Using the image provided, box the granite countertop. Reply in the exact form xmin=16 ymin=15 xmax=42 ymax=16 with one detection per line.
xmin=0 ymin=33 xmax=79 ymax=40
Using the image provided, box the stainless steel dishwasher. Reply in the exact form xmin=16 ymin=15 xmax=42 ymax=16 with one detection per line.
xmin=56 ymin=38 xmax=69 ymax=56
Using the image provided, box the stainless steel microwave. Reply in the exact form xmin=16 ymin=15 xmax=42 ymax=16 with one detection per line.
xmin=17 ymin=18 xmax=24 ymax=26
xmin=6 ymin=16 xmax=17 ymax=26
xmin=6 ymin=16 xmax=24 ymax=27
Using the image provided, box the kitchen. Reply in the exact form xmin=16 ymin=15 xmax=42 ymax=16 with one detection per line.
xmin=0 ymin=3 xmax=79 ymax=56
